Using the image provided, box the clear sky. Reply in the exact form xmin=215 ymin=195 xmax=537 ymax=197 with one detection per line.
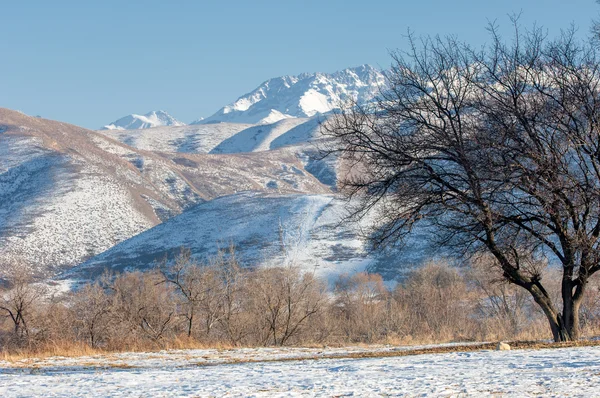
xmin=1 ymin=0 xmax=598 ymax=129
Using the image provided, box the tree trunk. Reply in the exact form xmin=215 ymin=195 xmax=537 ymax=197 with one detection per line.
xmin=187 ymin=315 xmax=193 ymax=338
xmin=560 ymin=278 xmax=584 ymax=341
xmin=527 ymin=281 xmax=584 ymax=342
xmin=527 ymin=284 xmax=571 ymax=342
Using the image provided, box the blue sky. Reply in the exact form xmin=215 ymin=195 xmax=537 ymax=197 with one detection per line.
xmin=1 ymin=0 xmax=597 ymax=129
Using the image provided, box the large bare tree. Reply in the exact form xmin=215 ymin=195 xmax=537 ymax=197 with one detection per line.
xmin=324 ymin=24 xmax=600 ymax=341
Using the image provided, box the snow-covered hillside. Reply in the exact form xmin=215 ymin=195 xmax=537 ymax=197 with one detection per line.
xmin=74 ymin=191 xmax=438 ymax=282
xmin=75 ymin=193 xmax=368 ymax=280
xmin=198 ymin=65 xmax=385 ymax=125
xmin=210 ymin=117 xmax=322 ymax=154
xmin=0 ymin=108 xmax=330 ymax=274
xmin=99 ymin=117 xmax=324 ymax=155
xmin=102 ymin=110 xmax=184 ymax=130
xmin=100 ymin=122 xmax=253 ymax=153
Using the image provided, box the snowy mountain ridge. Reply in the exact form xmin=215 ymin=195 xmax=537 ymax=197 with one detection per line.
xmin=102 ymin=110 xmax=185 ymax=130
xmin=196 ymin=65 xmax=386 ymax=125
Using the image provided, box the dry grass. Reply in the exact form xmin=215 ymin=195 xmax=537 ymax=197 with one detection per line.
xmin=0 ymin=341 xmax=103 ymax=362
xmin=0 ymin=337 xmax=241 ymax=363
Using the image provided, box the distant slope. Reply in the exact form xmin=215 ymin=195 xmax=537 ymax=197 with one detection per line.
xmin=0 ymin=108 xmax=330 ymax=274
xmin=73 ymin=192 xmax=440 ymax=282
xmin=100 ymin=117 xmax=325 ymax=155
xmin=210 ymin=118 xmax=315 ymax=154
xmin=102 ymin=110 xmax=184 ymax=130
xmin=99 ymin=122 xmax=253 ymax=153
xmin=198 ymin=65 xmax=385 ymax=125
xmin=73 ymin=193 xmax=370 ymax=280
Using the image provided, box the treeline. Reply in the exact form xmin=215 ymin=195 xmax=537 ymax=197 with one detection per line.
xmin=2 ymin=250 xmax=600 ymax=354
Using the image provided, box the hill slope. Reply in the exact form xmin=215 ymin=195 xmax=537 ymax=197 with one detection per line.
xmin=74 ymin=192 xmax=370 ymax=280
xmin=0 ymin=109 xmax=330 ymax=274
xmin=100 ymin=122 xmax=253 ymax=153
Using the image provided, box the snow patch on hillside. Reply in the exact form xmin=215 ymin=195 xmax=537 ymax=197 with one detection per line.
xmin=0 ymin=135 xmax=153 ymax=271
xmin=210 ymin=118 xmax=311 ymax=154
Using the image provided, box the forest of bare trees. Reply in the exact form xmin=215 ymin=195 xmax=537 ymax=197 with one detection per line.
xmin=2 ymin=250 xmax=600 ymax=355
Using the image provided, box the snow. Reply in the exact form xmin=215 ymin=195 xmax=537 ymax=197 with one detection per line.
xmin=259 ymin=109 xmax=296 ymax=124
xmin=0 ymin=134 xmax=153 ymax=271
xmin=198 ymin=65 xmax=385 ymax=125
xmin=210 ymin=118 xmax=313 ymax=154
xmin=1 ymin=345 xmax=599 ymax=397
xmin=102 ymin=110 xmax=184 ymax=130
xmin=99 ymin=122 xmax=253 ymax=153
xmin=74 ymin=192 xmax=371 ymax=280
xmin=101 ymin=117 xmax=323 ymax=155
xmin=298 ymin=88 xmax=332 ymax=116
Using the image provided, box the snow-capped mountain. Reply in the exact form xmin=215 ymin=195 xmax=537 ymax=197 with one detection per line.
xmin=197 ymin=65 xmax=386 ymax=125
xmin=102 ymin=110 xmax=185 ymax=130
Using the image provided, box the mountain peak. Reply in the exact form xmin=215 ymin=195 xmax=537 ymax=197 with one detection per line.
xmin=195 ymin=65 xmax=385 ymax=125
xmin=102 ymin=110 xmax=185 ymax=130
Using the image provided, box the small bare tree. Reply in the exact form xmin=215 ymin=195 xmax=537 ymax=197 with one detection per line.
xmin=110 ymin=271 xmax=176 ymax=345
xmin=70 ymin=282 xmax=111 ymax=348
xmin=466 ymin=255 xmax=535 ymax=338
xmin=333 ymin=272 xmax=389 ymax=342
xmin=396 ymin=263 xmax=471 ymax=341
xmin=250 ymin=267 xmax=327 ymax=346
xmin=160 ymin=250 xmax=222 ymax=339
xmin=0 ymin=263 xmax=45 ymax=340
xmin=212 ymin=248 xmax=249 ymax=346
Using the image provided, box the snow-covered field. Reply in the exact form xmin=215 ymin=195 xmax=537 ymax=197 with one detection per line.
xmin=1 ymin=345 xmax=599 ymax=397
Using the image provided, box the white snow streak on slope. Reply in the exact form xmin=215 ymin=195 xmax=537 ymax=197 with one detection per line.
xmin=79 ymin=193 xmax=371 ymax=282
xmin=1 ymin=346 xmax=599 ymax=397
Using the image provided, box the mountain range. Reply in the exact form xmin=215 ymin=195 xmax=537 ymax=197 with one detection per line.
xmin=103 ymin=65 xmax=386 ymax=129
xmin=0 ymin=65 xmax=440 ymax=287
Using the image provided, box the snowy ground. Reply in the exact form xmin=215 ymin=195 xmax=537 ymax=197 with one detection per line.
xmin=1 ymin=345 xmax=599 ymax=397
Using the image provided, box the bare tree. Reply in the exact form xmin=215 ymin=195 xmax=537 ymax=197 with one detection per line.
xmin=212 ymin=248 xmax=249 ymax=346
xmin=396 ymin=263 xmax=472 ymax=340
xmin=250 ymin=267 xmax=327 ymax=346
xmin=160 ymin=250 xmax=222 ymax=339
xmin=333 ymin=272 xmax=389 ymax=342
xmin=70 ymin=282 xmax=111 ymax=348
xmin=0 ymin=263 xmax=45 ymax=340
xmin=324 ymin=22 xmax=600 ymax=341
xmin=110 ymin=271 xmax=176 ymax=344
